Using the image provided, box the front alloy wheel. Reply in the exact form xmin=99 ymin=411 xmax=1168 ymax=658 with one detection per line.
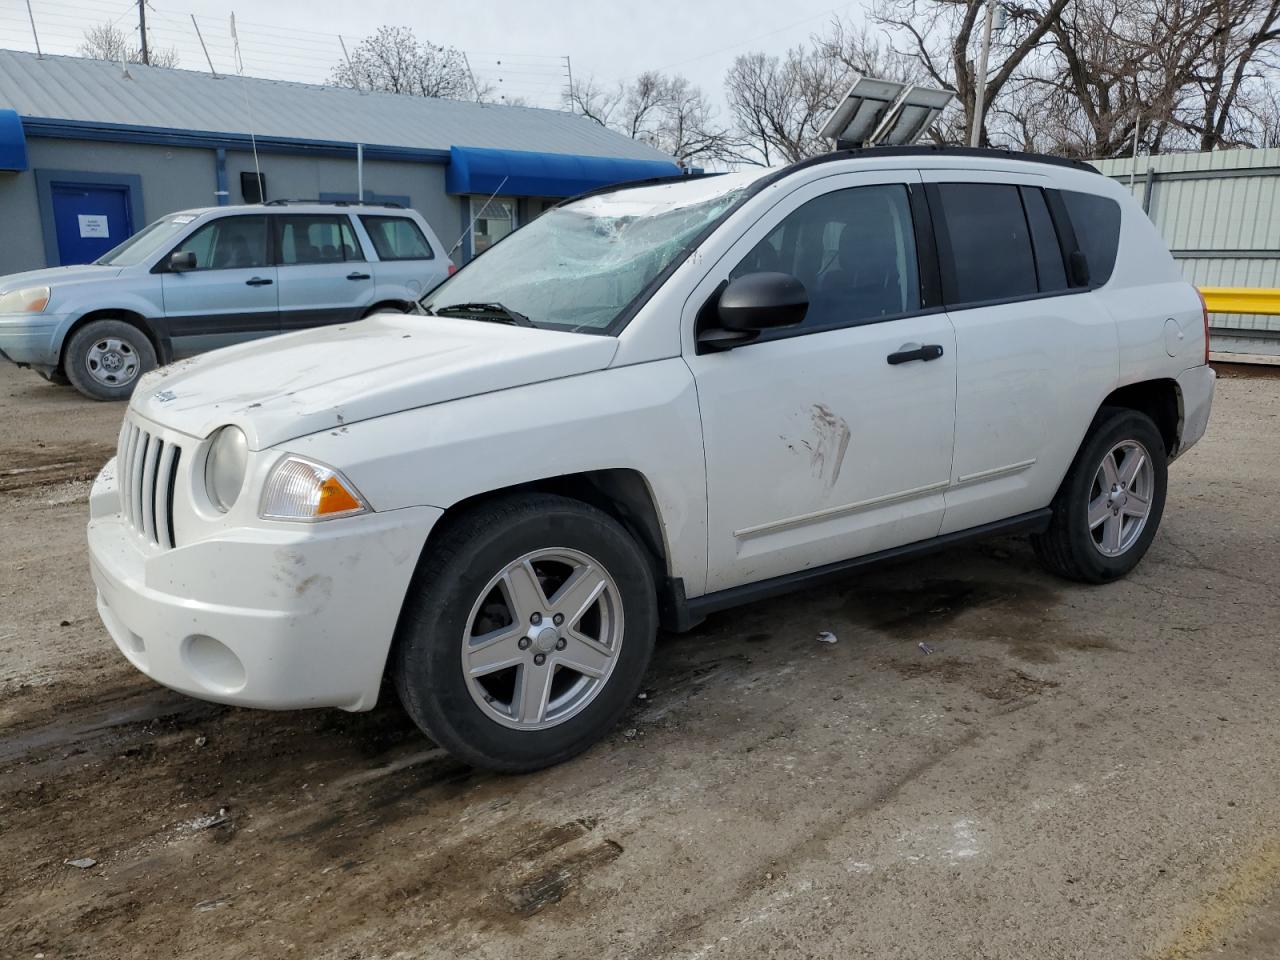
xmin=463 ymin=548 xmax=624 ymax=730
xmin=394 ymin=493 xmax=657 ymax=772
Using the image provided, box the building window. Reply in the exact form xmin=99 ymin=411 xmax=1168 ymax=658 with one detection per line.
xmin=241 ymin=171 xmax=266 ymax=204
xmin=471 ymin=196 xmax=515 ymax=255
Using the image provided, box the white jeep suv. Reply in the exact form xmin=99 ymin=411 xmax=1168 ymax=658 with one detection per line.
xmin=87 ymin=147 xmax=1215 ymax=771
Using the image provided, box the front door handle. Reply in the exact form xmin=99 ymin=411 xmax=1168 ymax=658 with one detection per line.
xmin=346 ymin=272 xmax=371 ymax=281
xmin=887 ymin=343 xmax=944 ymax=365
xmin=245 ymin=276 xmax=273 ymax=286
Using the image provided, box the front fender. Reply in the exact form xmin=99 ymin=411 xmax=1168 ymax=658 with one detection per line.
xmin=279 ymin=359 xmax=711 ymax=596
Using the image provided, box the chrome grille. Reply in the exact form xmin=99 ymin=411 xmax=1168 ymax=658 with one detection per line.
xmin=117 ymin=419 xmax=182 ymax=548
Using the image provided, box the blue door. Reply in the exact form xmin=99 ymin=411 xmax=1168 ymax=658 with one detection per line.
xmin=50 ymin=183 xmax=133 ymax=264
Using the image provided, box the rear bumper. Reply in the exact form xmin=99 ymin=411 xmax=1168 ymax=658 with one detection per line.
xmin=1175 ymin=363 xmax=1215 ymax=458
xmin=87 ymin=460 xmax=441 ymax=712
xmin=0 ymin=313 xmax=67 ymax=366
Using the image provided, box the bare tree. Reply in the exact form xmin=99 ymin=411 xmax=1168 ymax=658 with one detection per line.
xmin=330 ymin=26 xmax=488 ymax=100
xmin=865 ymin=0 xmax=1071 ymax=146
xmin=565 ymin=73 xmax=734 ymax=166
xmin=723 ymin=48 xmax=845 ymax=164
xmin=1182 ymin=0 xmax=1280 ymax=149
xmin=80 ymin=23 xmax=179 ymax=68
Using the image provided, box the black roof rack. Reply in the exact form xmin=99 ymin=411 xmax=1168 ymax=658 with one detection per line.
xmin=798 ymin=143 xmax=1101 ymax=174
xmin=261 ymin=198 xmax=405 ymax=208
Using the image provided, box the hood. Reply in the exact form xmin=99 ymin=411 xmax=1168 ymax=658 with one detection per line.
xmin=0 ymin=263 xmax=124 ymax=293
xmin=130 ymin=314 xmax=620 ymax=449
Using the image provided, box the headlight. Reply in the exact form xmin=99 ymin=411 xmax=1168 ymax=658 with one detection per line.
xmin=260 ymin=455 xmax=369 ymax=522
xmin=0 ymin=286 xmax=50 ymax=313
xmin=204 ymin=426 xmax=249 ymax=512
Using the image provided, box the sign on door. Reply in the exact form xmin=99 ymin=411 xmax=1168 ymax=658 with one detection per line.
xmin=77 ymin=214 xmax=110 ymax=238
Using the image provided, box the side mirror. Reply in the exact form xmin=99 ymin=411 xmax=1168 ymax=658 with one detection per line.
xmin=718 ymin=272 xmax=808 ymax=332
xmin=168 ymin=251 xmax=197 ymax=272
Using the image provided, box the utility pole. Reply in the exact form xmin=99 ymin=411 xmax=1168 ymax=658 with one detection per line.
xmin=969 ymin=0 xmax=996 ymax=147
xmin=138 ymin=0 xmax=150 ymax=66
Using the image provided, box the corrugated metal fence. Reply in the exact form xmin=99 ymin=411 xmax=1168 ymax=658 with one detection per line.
xmin=1093 ymin=149 xmax=1280 ymax=354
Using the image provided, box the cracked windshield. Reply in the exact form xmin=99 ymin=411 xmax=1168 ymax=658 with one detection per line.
xmin=423 ymin=176 xmax=754 ymax=333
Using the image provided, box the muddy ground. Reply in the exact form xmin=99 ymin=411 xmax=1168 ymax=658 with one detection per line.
xmin=1 ymin=361 xmax=1278 ymax=960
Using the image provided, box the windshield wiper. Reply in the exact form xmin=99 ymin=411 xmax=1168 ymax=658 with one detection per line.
xmin=431 ymin=302 xmax=535 ymax=327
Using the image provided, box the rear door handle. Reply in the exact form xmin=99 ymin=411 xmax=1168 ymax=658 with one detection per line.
xmin=346 ymin=272 xmax=371 ymax=281
xmin=887 ymin=343 xmax=944 ymax=365
xmin=245 ymin=277 xmax=273 ymax=286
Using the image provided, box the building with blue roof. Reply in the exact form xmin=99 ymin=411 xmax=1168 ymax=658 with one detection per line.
xmin=0 ymin=49 xmax=680 ymax=274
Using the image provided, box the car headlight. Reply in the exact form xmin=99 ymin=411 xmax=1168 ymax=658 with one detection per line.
xmin=260 ymin=455 xmax=369 ymax=522
xmin=0 ymin=286 xmax=50 ymax=313
xmin=204 ymin=426 xmax=249 ymax=512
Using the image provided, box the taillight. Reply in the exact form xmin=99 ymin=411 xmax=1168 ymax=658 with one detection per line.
xmin=447 ymin=263 xmax=457 ymax=276
xmin=1197 ymin=289 xmax=1210 ymax=364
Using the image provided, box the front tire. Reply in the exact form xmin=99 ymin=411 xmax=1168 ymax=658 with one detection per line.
xmin=1033 ymin=407 xmax=1168 ymax=583
xmin=393 ymin=494 xmax=657 ymax=773
xmin=63 ymin=319 xmax=157 ymax=401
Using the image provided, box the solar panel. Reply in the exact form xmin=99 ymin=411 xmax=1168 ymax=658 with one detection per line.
xmin=819 ymin=76 xmax=956 ymax=148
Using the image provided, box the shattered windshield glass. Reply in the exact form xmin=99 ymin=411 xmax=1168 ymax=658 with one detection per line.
xmin=423 ymin=176 xmax=754 ymax=334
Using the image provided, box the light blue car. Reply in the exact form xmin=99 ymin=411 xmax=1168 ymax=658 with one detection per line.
xmin=0 ymin=201 xmax=451 ymax=400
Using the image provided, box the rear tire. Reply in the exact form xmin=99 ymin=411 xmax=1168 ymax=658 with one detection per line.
xmin=1033 ymin=407 xmax=1168 ymax=583
xmin=63 ymin=319 xmax=157 ymax=401
xmin=393 ymin=493 xmax=657 ymax=773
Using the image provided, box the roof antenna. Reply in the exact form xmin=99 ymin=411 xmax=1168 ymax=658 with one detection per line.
xmin=230 ymin=13 xmax=262 ymax=194
xmin=192 ymin=15 xmax=219 ymax=78
xmin=462 ymin=52 xmax=485 ymax=106
xmin=24 ymin=0 xmax=43 ymax=59
xmin=338 ymin=35 xmax=359 ymax=91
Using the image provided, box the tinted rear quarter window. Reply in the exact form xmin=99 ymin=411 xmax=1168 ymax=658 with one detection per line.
xmin=933 ymin=183 xmax=1037 ymax=305
xmin=1061 ymin=191 xmax=1122 ymax=286
xmin=361 ymin=216 xmax=435 ymax=261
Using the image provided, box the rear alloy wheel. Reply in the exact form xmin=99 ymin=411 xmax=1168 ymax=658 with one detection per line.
xmin=64 ymin=319 xmax=157 ymax=401
xmin=394 ymin=494 xmax=657 ymax=772
xmin=1033 ymin=408 xmax=1168 ymax=583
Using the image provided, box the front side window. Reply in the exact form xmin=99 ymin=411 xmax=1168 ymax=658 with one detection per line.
xmin=422 ymin=175 xmax=753 ymax=334
xmin=169 ymin=215 xmax=269 ymax=270
xmin=276 ymin=215 xmax=362 ymax=265
xmin=934 ymin=183 xmax=1037 ymax=305
xmin=730 ymin=183 xmax=921 ymax=330
xmin=360 ymin=215 xmax=434 ymax=261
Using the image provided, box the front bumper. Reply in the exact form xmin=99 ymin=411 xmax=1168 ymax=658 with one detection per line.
xmin=0 ymin=312 xmax=68 ymax=367
xmin=1175 ymin=363 xmax=1215 ymax=458
xmin=87 ymin=459 xmax=441 ymax=711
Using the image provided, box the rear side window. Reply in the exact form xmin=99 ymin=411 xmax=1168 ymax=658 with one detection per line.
xmin=1019 ymin=187 xmax=1069 ymax=293
xmin=932 ymin=183 xmax=1037 ymax=305
xmin=1062 ymin=191 xmax=1122 ymax=286
xmin=275 ymin=215 xmax=362 ymax=264
xmin=360 ymin=216 xmax=435 ymax=261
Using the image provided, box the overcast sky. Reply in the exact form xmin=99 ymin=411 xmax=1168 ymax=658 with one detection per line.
xmin=7 ymin=0 xmax=869 ymax=113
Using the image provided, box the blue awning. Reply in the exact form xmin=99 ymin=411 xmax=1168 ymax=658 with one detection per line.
xmin=0 ymin=109 xmax=27 ymax=172
xmin=445 ymin=145 xmax=679 ymax=198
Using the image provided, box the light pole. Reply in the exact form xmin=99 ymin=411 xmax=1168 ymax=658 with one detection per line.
xmin=969 ymin=0 xmax=997 ymax=147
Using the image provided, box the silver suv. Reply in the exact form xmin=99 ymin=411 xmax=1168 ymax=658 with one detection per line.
xmin=0 ymin=201 xmax=451 ymax=400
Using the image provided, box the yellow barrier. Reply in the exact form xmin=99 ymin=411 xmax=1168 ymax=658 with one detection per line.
xmin=1199 ymin=287 xmax=1280 ymax=316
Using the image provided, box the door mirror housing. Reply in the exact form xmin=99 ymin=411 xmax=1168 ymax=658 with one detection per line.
xmin=168 ymin=251 xmax=197 ymax=272
xmin=717 ymin=272 xmax=809 ymax=332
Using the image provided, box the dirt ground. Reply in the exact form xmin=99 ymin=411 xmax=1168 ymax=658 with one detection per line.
xmin=1 ymin=360 xmax=1278 ymax=960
